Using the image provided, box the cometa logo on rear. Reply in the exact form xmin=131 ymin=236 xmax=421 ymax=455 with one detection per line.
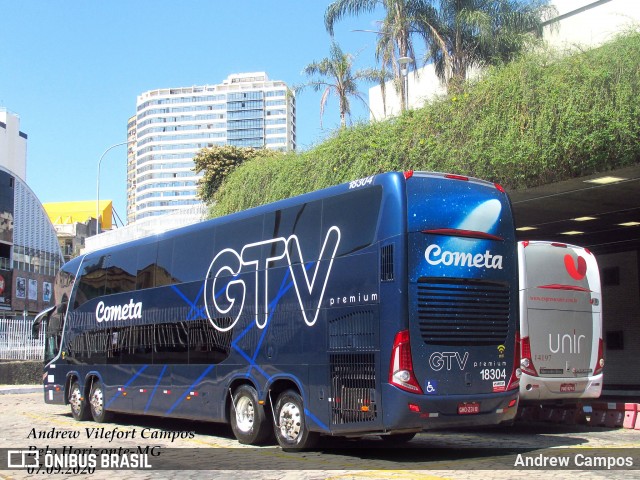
xmin=425 ymin=244 xmax=503 ymax=269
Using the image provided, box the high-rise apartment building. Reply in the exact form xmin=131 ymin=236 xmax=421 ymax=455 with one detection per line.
xmin=127 ymin=72 xmax=296 ymax=223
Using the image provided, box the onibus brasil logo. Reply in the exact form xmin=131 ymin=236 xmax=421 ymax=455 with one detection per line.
xmin=204 ymin=226 xmax=341 ymax=332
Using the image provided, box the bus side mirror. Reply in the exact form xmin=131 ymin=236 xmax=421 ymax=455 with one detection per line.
xmin=31 ymin=322 xmax=40 ymax=340
xmin=32 ymin=305 xmax=57 ymax=339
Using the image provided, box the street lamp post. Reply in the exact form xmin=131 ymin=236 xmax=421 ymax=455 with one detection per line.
xmin=96 ymin=141 xmax=127 ymax=235
xmin=398 ymin=56 xmax=413 ymax=112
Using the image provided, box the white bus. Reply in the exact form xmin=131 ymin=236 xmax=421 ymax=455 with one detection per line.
xmin=518 ymin=241 xmax=604 ymax=402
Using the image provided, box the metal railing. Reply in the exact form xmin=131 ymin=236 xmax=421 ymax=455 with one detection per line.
xmin=0 ymin=317 xmax=44 ymax=361
xmin=84 ymin=203 xmax=207 ymax=253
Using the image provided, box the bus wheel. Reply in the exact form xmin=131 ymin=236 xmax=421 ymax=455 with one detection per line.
xmin=380 ymin=432 xmax=416 ymax=444
xmin=88 ymin=381 xmax=112 ymax=423
xmin=230 ymin=385 xmax=272 ymax=445
xmin=274 ymin=390 xmax=318 ymax=450
xmin=69 ymin=381 xmax=90 ymax=421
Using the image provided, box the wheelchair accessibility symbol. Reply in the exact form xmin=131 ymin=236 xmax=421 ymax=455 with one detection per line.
xmin=425 ymin=380 xmax=437 ymax=394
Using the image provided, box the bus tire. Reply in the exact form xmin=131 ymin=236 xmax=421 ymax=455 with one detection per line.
xmin=88 ymin=381 xmax=112 ymax=423
xmin=69 ymin=381 xmax=90 ymax=421
xmin=274 ymin=390 xmax=318 ymax=450
xmin=230 ymin=385 xmax=272 ymax=445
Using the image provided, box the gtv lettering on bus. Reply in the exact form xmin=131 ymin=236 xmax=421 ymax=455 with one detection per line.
xmin=425 ymin=244 xmax=503 ymax=269
xmin=95 ymin=299 xmax=143 ymax=323
xmin=205 ymin=226 xmax=341 ymax=332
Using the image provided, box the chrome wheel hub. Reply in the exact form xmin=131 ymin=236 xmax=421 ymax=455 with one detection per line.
xmin=278 ymin=401 xmax=302 ymax=441
xmin=69 ymin=386 xmax=82 ymax=414
xmin=235 ymin=396 xmax=255 ymax=433
xmin=91 ymin=388 xmax=103 ymax=416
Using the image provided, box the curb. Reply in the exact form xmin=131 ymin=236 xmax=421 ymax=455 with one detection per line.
xmin=0 ymin=385 xmax=41 ymax=395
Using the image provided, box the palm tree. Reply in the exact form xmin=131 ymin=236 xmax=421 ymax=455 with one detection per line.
xmin=297 ymin=42 xmax=383 ymax=128
xmin=325 ymin=0 xmax=430 ymax=111
xmin=417 ymin=0 xmax=556 ymax=92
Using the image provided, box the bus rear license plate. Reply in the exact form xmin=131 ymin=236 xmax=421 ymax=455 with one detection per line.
xmin=458 ymin=402 xmax=480 ymax=415
xmin=560 ymin=383 xmax=576 ymax=393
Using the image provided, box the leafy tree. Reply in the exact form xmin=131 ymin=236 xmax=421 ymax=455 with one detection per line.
xmin=417 ymin=0 xmax=556 ymax=92
xmin=297 ymin=41 xmax=382 ymax=128
xmin=325 ymin=0 xmax=430 ymax=111
xmin=193 ymin=145 xmax=276 ymax=204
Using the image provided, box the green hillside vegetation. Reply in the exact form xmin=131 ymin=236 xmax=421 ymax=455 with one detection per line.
xmin=210 ymin=31 xmax=640 ymax=218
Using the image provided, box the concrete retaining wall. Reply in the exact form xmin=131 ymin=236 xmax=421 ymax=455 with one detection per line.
xmin=0 ymin=360 xmax=42 ymax=384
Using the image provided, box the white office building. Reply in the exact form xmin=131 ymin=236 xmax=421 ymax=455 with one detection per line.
xmin=0 ymin=109 xmax=27 ymax=181
xmin=127 ymin=72 xmax=296 ymax=223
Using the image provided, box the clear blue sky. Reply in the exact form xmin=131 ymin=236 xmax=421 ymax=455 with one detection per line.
xmin=0 ymin=0 xmax=388 ymax=224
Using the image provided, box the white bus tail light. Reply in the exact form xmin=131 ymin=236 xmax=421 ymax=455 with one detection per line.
xmin=519 ymin=335 xmax=538 ymax=377
xmin=389 ymin=330 xmax=423 ymax=394
xmin=507 ymin=333 xmax=523 ymax=391
xmin=594 ymin=338 xmax=605 ymax=375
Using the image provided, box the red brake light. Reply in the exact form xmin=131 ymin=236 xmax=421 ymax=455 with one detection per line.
xmin=594 ymin=337 xmax=604 ymax=375
xmin=389 ymin=330 xmax=423 ymax=394
xmin=522 ymin=241 xmax=530 ymax=248
xmin=444 ymin=174 xmax=469 ymax=181
xmin=422 ymin=228 xmax=503 ymax=241
xmin=494 ymin=183 xmax=506 ymax=193
xmin=519 ymin=335 xmax=537 ymax=377
xmin=404 ymin=170 xmax=414 ymax=180
xmin=537 ymin=284 xmax=591 ymax=292
xmin=507 ymin=333 xmax=523 ymax=391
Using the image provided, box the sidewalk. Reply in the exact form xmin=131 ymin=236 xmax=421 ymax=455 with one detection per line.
xmin=0 ymin=384 xmax=41 ymax=395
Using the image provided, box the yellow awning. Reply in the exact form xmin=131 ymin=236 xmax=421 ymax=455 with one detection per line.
xmin=43 ymin=200 xmax=113 ymax=230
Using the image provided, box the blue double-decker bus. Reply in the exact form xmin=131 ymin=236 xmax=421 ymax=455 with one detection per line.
xmin=37 ymin=171 xmax=520 ymax=449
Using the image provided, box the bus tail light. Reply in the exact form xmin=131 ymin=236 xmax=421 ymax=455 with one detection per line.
xmin=519 ymin=335 xmax=537 ymax=377
xmin=507 ymin=333 xmax=523 ymax=391
xmin=389 ymin=330 xmax=423 ymax=394
xmin=594 ymin=338 xmax=605 ymax=375
xmin=404 ymin=170 xmax=414 ymax=180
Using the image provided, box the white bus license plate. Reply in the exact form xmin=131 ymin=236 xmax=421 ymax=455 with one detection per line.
xmin=458 ymin=402 xmax=480 ymax=415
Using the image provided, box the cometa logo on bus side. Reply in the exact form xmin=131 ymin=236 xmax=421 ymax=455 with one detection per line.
xmin=424 ymin=244 xmax=503 ymax=270
xmin=95 ymin=299 xmax=143 ymax=323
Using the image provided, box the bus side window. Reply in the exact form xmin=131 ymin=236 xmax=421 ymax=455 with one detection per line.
xmin=322 ymin=186 xmax=382 ymax=255
xmin=106 ymin=250 xmax=136 ymax=295
xmin=172 ymin=230 xmax=214 ymax=284
xmin=155 ymin=239 xmax=175 ymax=287
xmin=73 ymin=255 xmax=107 ymax=309
xmin=136 ymin=243 xmax=157 ymax=290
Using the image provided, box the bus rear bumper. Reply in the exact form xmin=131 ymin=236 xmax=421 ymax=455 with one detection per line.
xmin=519 ymin=373 xmax=603 ymax=402
xmin=43 ymin=382 xmax=66 ymax=405
xmin=380 ymin=384 xmax=519 ymax=431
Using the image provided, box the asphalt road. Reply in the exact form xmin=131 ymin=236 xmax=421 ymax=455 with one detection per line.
xmin=0 ymin=391 xmax=639 ymax=479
